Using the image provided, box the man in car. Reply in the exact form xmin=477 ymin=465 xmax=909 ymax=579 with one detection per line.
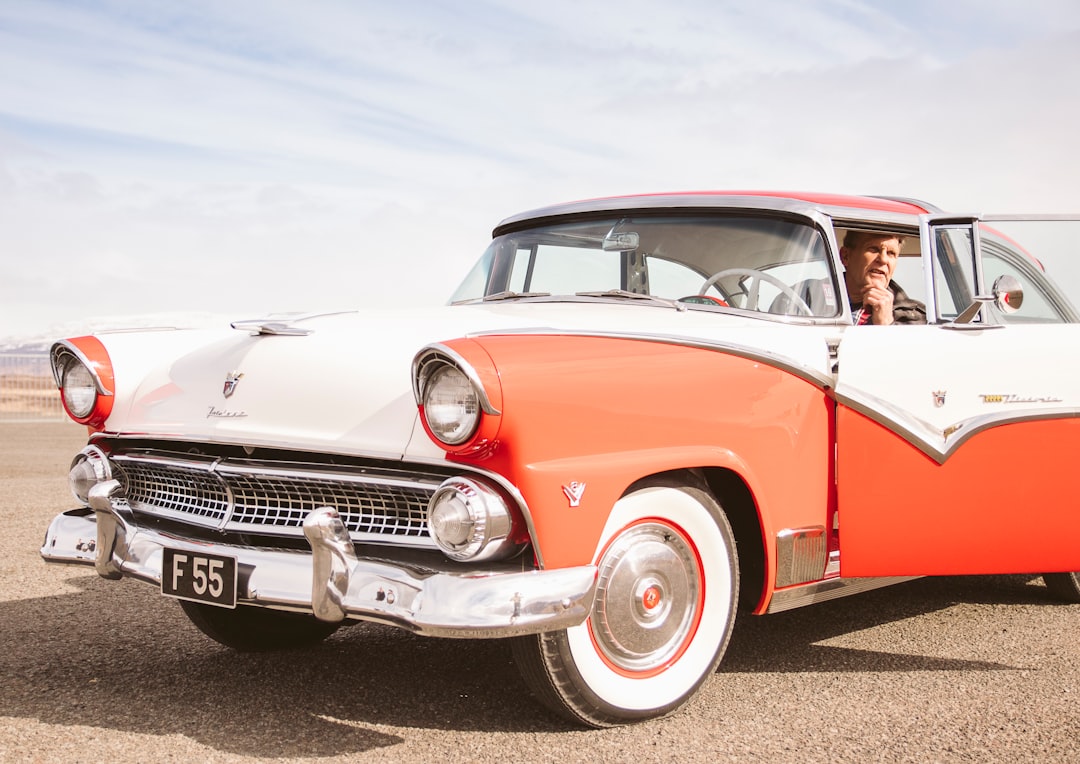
xmin=839 ymin=231 xmax=926 ymax=325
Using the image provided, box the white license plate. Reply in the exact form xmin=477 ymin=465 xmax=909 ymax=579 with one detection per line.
xmin=161 ymin=548 xmax=237 ymax=608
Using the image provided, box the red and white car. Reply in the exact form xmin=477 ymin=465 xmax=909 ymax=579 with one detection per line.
xmin=43 ymin=191 xmax=1080 ymax=727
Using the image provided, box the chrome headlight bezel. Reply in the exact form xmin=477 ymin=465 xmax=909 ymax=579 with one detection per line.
xmin=427 ymin=476 xmax=522 ymax=562
xmin=413 ymin=345 xmax=501 ymax=449
xmin=50 ymin=340 xmax=113 ymax=426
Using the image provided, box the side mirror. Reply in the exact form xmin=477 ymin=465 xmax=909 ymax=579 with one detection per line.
xmin=949 ymin=274 xmax=1024 ymax=327
xmin=992 ymin=274 xmax=1023 ymax=314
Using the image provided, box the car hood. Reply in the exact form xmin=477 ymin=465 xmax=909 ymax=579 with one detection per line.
xmin=92 ymin=302 xmax=836 ymax=459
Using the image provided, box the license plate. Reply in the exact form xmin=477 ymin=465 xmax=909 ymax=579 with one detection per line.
xmin=161 ymin=547 xmax=237 ymax=608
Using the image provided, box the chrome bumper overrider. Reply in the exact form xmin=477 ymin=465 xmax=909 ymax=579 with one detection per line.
xmin=41 ymin=480 xmax=596 ymax=638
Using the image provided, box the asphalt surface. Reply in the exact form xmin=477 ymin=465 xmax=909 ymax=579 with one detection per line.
xmin=1 ymin=421 xmax=1077 ymax=763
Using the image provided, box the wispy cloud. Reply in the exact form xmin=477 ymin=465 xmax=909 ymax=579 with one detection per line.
xmin=1 ymin=0 xmax=1079 ymax=338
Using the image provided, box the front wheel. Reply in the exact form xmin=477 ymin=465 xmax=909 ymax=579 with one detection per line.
xmin=180 ymin=601 xmax=342 ymax=651
xmin=1043 ymin=572 xmax=1080 ymax=603
xmin=512 ymin=480 xmax=739 ymax=727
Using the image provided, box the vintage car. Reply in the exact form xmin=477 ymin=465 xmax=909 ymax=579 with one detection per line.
xmin=42 ymin=191 xmax=1080 ymax=728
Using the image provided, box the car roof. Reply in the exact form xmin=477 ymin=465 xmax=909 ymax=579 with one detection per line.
xmin=493 ymin=190 xmax=939 ymax=237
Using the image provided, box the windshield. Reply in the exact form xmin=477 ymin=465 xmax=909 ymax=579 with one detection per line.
xmin=450 ymin=214 xmax=841 ymax=318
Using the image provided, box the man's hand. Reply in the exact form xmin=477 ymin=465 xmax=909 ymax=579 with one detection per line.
xmin=860 ymin=284 xmax=894 ymax=325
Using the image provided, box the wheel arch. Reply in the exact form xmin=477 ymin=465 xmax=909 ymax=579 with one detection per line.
xmin=623 ymin=466 xmax=767 ymax=615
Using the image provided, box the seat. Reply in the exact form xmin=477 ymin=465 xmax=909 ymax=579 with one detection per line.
xmin=768 ymin=278 xmax=838 ymax=317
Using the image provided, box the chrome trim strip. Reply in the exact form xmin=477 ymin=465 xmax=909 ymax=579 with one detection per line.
xmin=465 ymin=328 xmax=838 ymax=392
xmin=767 ymin=575 xmax=920 ymax=614
xmin=412 ymin=343 xmax=502 ymax=415
xmin=49 ymin=340 xmax=113 ymax=396
xmin=42 ymin=504 xmax=596 ymax=638
xmin=836 ymin=387 xmax=1080 ymax=465
xmin=493 ymin=194 xmax=926 ymax=236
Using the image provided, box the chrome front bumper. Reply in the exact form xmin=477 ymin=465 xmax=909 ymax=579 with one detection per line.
xmin=41 ymin=480 xmax=596 ymax=638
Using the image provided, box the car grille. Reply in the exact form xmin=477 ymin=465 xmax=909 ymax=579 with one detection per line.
xmin=111 ymin=451 xmax=442 ymax=548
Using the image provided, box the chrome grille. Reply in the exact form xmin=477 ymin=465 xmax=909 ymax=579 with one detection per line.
xmin=112 ymin=452 xmax=440 ymax=548
xmin=121 ymin=460 xmax=229 ymax=523
xmin=226 ymin=471 xmax=430 ymax=537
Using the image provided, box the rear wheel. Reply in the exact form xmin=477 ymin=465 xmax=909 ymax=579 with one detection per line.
xmin=1043 ymin=572 xmax=1080 ymax=603
xmin=512 ymin=480 xmax=739 ymax=727
xmin=180 ymin=601 xmax=341 ymax=651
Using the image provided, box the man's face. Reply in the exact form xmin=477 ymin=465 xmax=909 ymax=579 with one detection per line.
xmin=840 ymin=233 xmax=902 ymax=298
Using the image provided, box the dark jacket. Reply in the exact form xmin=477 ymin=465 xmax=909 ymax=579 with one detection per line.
xmin=852 ymin=280 xmax=927 ymax=324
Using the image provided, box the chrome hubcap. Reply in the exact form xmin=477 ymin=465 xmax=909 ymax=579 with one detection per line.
xmin=591 ymin=522 xmax=701 ymax=672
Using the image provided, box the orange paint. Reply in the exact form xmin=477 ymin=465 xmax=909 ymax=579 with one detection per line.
xmin=837 ymin=405 xmax=1080 ymax=575
xmin=61 ymin=336 xmax=115 ymax=431
xmin=436 ymin=335 xmax=834 ymax=603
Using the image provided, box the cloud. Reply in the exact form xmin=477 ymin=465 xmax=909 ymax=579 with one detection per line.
xmin=1 ymin=0 xmax=1080 ymax=339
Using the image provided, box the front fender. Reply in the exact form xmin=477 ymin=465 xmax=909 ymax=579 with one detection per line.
xmin=440 ymin=334 xmax=834 ymax=586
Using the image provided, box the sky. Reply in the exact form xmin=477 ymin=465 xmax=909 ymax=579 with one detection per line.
xmin=2 ymin=0 xmax=1080 ymax=341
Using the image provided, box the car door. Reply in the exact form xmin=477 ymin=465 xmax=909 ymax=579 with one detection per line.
xmin=834 ymin=214 xmax=1080 ymax=577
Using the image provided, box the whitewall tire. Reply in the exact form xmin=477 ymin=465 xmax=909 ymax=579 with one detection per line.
xmin=513 ymin=478 xmax=739 ymax=727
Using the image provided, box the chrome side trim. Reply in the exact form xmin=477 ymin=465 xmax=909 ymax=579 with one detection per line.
xmin=42 ymin=504 xmax=596 ymax=638
xmin=465 ymin=328 xmax=838 ymax=392
xmin=767 ymin=576 xmax=920 ymax=614
xmin=836 ymin=387 xmax=1080 ymax=465
xmin=775 ymin=526 xmax=827 ymax=588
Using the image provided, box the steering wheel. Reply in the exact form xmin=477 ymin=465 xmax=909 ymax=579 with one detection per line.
xmin=699 ymin=268 xmax=813 ymax=316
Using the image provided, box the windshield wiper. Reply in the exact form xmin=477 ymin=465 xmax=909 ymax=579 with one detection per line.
xmin=575 ymin=290 xmax=687 ymax=311
xmin=483 ymin=290 xmax=552 ymax=302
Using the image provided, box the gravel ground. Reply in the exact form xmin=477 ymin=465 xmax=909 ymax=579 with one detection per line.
xmin=1 ymin=422 xmax=1076 ymax=763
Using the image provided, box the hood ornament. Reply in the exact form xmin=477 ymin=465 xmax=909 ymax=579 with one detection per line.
xmin=223 ymin=371 xmax=244 ymax=399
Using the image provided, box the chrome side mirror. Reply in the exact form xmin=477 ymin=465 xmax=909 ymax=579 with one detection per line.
xmin=949 ymin=274 xmax=1024 ymax=327
xmin=992 ymin=274 xmax=1023 ymax=314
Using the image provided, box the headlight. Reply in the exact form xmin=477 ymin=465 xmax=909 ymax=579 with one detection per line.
xmin=68 ymin=446 xmax=113 ymax=505
xmin=50 ymin=339 xmax=114 ymax=427
xmin=422 ymin=365 xmax=481 ymax=445
xmin=61 ymin=360 xmax=98 ymax=419
xmin=427 ymin=477 xmax=521 ymax=561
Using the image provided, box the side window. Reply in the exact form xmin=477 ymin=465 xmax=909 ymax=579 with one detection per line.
xmin=932 ymin=226 xmax=977 ymax=321
xmin=925 ymin=219 xmax=1074 ymax=324
xmin=982 ymin=242 xmax=1065 ymax=324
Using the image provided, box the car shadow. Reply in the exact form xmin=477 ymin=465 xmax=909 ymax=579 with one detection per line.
xmin=0 ymin=571 xmax=1062 ymax=754
xmin=721 ymin=573 xmax=1055 ymax=674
